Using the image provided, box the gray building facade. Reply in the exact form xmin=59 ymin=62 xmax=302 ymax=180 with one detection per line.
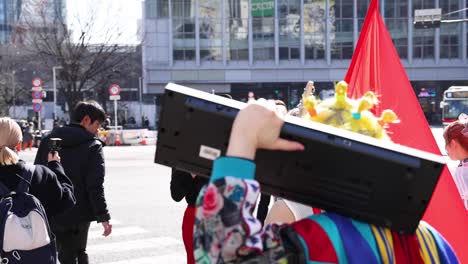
xmin=0 ymin=0 xmax=66 ymax=44
xmin=0 ymin=0 xmax=19 ymax=43
xmin=142 ymin=0 xmax=467 ymax=118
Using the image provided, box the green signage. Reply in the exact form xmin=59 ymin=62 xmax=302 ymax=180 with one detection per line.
xmin=251 ymin=0 xmax=274 ymax=17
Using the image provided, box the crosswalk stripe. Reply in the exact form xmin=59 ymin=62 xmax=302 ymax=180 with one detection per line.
xmin=87 ymin=237 xmax=182 ymax=254
xmin=100 ymin=255 xmax=186 ymax=264
xmin=90 ymin=220 xmax=121 ymax=230
xmin=88 ymin=226 xmax=149 ymax=240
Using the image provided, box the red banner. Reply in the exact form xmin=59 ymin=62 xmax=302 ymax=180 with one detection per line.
xmin=345 ymin=0 xmax=468 ymax=261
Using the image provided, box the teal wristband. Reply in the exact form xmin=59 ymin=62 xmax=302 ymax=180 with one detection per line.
xmin=210 ymin=157 xmax=256 ymax=182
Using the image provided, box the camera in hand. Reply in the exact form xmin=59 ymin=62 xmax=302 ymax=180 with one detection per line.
xmin=48 ymin=138 xmax=62 ymax=153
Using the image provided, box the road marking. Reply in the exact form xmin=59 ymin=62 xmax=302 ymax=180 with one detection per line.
xmin=100 ymin=255 xmax=185 ymax=264
xmin=90 ymin=220 xmax=121 ymax=230
xmin=87 ymin=237 xmax=182 ymax=254
xmin=88 ymin=226 xmax=149 ymax=240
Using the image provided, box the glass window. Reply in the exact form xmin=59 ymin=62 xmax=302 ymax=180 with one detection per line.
xmin=278 ymin=0 xmax=300 ymax=61
xmin=357 ymin=0 xmax=368 ymax=31
xmin=252 ymin=0 xmax=274 ymax=61
xmin=226 ymin=0 xmax=249 ymax=61
xmin=157 ymin=0 xmax=169 ymax=18
xmin=199 ymin=0 xmax=223 ymax=61
xmin=304 ymin=0 xmax=325 ymax=60
xmin=252 ymin=18 xmax=274 ymax=61
xmin=412 ymin=0 xmax=435 ymax=60
xmin=0 ymin=3 xmax=4 ymax=20
xmin=385 ymin=0 xmax=408 ymax=59
xmin=172 ymin=0 xmax=196 ymax=61
xmin=439 ymin=0 xmax=461 ymax=59
xmin=331 ymin=0 xmax=353 ymax=60
xmin=146 ymin=0 xmax=157 ymax=18
xmin=0 ymin=2 xmax=7 ymax=43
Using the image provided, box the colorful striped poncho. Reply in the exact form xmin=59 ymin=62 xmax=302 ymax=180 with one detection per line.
xmin=194 ymin=157 xmax=459 ymax=264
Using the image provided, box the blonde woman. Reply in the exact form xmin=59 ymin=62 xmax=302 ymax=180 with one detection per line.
xmin=0 ymin=117 xmax=75 ymax=217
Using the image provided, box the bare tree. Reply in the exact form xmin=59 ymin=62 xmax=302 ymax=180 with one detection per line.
xmin=18 ymin=0 xmax=133 ymax=114
xmin=0 ymin=50 xmax=34 ymax=116
xmin=90 ymin=46 xmax=142 ymax=112
xmin=0 ymin=69 xmax=17 ymax=116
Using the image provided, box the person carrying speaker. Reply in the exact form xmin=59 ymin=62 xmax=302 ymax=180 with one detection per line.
xmin=193 ymin=82 xmax=459 ymax=263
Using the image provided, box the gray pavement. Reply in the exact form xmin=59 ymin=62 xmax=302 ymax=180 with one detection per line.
xmin=17 ymin=127 xmax=459 ymax=263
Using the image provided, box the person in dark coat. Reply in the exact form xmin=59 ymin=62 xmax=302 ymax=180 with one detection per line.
xmin=170 ymin=169 xmax=208 ymax=264
xmin=35 ymin=101 xmax=111 ymax=264
xmin=22 ymin=123 xmax=34 ymax=150
xmin=0 ymin=117 xmax=75 ymax=218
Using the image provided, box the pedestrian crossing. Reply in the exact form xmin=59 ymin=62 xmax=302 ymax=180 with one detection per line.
xmin=87 ymin=219 xmax=186 ymax=264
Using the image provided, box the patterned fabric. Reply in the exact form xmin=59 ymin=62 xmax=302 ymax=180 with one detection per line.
xmin=194 ymin=157 xmax=460 ymax=264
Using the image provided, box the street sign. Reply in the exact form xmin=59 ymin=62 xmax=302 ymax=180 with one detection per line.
xmin=32 ymin=86 xmax=42 ymax=92
xmin=109 ymin=84 xmax=121 ymax=96
xmin=32 ymin=103 xmax=42 ymax=112
xmin=110 ymin=95 xmax=121 ymax=100
xmin=32 ymin=99 xmax=43 ymax=104
xmin=414 ymin=8 xmax=442 ymax=29
xmin=32 ymin=78 xmax=42 ymax=87
xmin=32 ymin=91 xmax=42 ymax=99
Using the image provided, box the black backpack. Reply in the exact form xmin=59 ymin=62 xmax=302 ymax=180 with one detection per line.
xmin=0 ymin=164 xmax=57 ymax=264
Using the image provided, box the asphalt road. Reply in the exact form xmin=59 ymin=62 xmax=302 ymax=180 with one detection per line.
xmin=18 ymin=127 xmax=459 ymax=263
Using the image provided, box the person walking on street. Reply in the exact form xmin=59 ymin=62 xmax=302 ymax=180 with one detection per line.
xmin=22 ymin=122 xmax=34 ymax=150
xmin=444 ymin=113 xmax=468 ymax=210
xmin=0 ymin=117 xmax=76 ymax=263
xmin=35 ymin=101 xmax=112 ymax=264
xmin=0 ymin=117 xmax=75 ymax=218
xmin=170 ymin=169 xmax=208 ymax=264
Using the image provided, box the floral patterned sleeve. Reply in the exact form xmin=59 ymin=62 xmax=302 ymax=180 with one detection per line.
xmin=193 ymin=157 xmax=306 ymax=263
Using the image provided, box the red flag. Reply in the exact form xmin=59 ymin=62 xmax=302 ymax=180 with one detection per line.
xmin=345 ymin=0 xmax=468 ymax=261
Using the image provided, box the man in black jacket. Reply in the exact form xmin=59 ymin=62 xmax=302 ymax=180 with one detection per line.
xmin=35 ymin=101 xmax=112 ymax=264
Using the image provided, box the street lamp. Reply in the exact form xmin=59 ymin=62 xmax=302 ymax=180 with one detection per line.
xmin=52 ymin=66 xmax=63 ymax=119
xmin=11 ymin=70 xmax=16 ymax=119
xmin=139 ymin=76 xmax=143 ymax=126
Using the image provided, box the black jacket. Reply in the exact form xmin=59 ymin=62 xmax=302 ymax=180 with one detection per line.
xmin=35 ymin=124 xmax=110 ymax=224
xmin=170 ymin=169 xmax=208 ymax=206
xmin=0 ymin=160 xmax=75 ymax=217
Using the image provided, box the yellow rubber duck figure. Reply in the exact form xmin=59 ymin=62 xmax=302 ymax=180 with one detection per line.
xmin=301 ymin=80 xmax=398 ymax=141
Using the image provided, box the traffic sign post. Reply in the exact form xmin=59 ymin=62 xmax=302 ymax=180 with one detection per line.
xmin=32 ymin=78 xmax=42 ymax=87
xmin=32 ymin=103 xmax=42 ymax=112
xmin=32 ymin=78 xmax=43 ymax=131
xmin=109 ymin=84 xmax=121 ymax=96
xmin=109 ymin=84 xmax=121 ymax=143
xmin=32 ymin=91 xmax=43 ymax=99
